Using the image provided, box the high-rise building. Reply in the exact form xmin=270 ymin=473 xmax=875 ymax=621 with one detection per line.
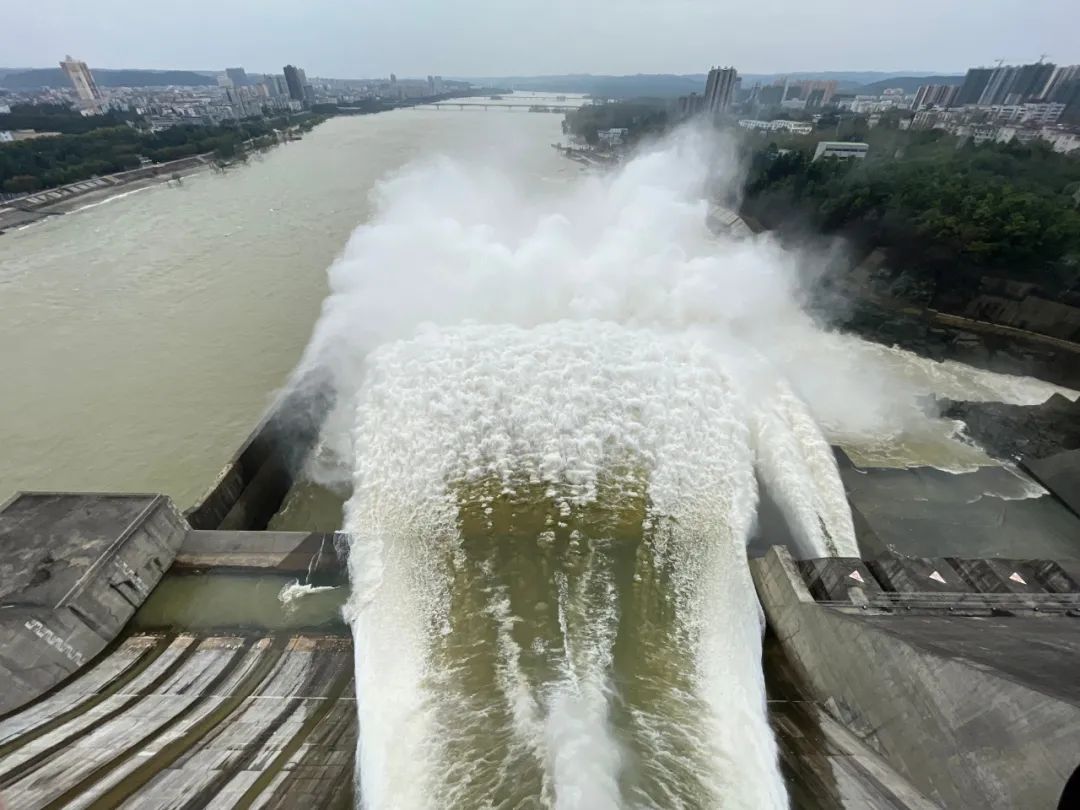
xmin=978 ymin=66 xmax=1016 ymax=105
xmin=59 ymin=55 xmax=101 ymax=106
xmin=1007 ymin=62 xmax=1055 ymax=104
xmin=776 ymin=79 xmax=838 ymax=107
xmin=677 ymin=92 xmax=704 ymax=117
xmin=805 ymin=88 xmax=826 ymax=109
xmin=757 ymin=85 xmax=784 ymax=107
xmin=703 ymin=66 xmax=738 ymax=115
xmin=955 ymin=67 xmax=993 ymax=106
xmin=226 ymin=67 xmax=249 ymax=88
xmin=1040 ymin=64 xmax=1080 ymax=101
xmin=912 ymin=84 xmax=959 ymax=110
xmin=978 ymin=62 xmax=1056 ymax=106
xmin=283 ymin=65 xmax=305 ymax=101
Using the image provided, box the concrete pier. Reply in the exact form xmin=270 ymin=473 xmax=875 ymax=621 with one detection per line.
xmin=0 ymin=492 xmax=187 ymax=714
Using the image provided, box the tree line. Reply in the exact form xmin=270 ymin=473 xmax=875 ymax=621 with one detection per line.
xmin=742 ymin=134 xmax=1080 ymax=295
xmin=563 ymin=102 xmax=670 ymax=147
xmin=0 ymin=111 xmax=321 ymax=193
xmin=0 ymin=103 xmax=141 ymax=135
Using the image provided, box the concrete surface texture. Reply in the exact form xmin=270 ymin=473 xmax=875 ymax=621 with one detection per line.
xmin=0 ymin=624 xmax=932 ymax=809
xmin=0 ymin=632 xmax=355 ymax=809
xmin=1025 ymin=448 xmax=1080 ymax=519
xmin=176 ymin=530 xmax=348 ymax=584
xmin=753 ymin=546 xmax=1080 ymax=810
xmin=0 ymin=493 xmax=188 ymax=714
xmin=835 ymin=449 xmax=1080 ymax=560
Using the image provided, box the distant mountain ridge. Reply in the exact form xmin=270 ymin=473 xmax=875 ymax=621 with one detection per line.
xmin=0 ymin=68 xmax=217 ymax=90
xmin=0 ymin=66 xmax=964 ymax=96
xmin=461 ymin=71 xmax=962 ymax=98
xmin=461 ymin=74 xmax=706 ymax=98
xmin=855 ymin=75 xmax=964 ymax=94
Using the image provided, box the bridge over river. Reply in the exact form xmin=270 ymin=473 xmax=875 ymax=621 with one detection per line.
xmin=416 ymin=101 xmax=589 ymax=111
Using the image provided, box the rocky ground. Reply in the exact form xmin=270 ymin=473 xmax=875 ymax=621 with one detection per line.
xmin=941 ymin=394 xmax=1080 ymax=462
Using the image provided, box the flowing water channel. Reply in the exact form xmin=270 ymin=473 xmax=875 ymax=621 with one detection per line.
xmin=2 ymin=99 xmax=1073 ymax=808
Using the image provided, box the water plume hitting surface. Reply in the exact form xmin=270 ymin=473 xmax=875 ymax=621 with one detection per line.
xmin=295 ymin=126 xmax=1047 ymax=808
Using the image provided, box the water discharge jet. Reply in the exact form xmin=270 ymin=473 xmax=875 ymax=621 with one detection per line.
xmin=292 ymin=123 xmax=1046 ymax=808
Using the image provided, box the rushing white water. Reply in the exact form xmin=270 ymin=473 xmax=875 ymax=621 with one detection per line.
xmin=295 ymin=123 xmax=1048 ymax=808
xmin=343 ymin=324 xmax=825 ymax=808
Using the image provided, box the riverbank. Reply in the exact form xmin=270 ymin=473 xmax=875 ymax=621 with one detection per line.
xmin=0 ymin=117 xmax=332 ymax=235
xmin=0 ymin=154 xmax=215 ymax=233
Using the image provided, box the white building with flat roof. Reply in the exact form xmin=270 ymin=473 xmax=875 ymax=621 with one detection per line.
xmin=738 ymin=119 xmax=813 ymax=135
xmin=813 ymin=141 xmax=869 ymax=161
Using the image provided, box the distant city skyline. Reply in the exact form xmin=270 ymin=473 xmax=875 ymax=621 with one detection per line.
xmin=3 ymin=0 xmax=1077 ymax=79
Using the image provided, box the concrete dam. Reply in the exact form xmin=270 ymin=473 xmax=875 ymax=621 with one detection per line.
xmin=4 ymin=130 xmax=1080 ymax=809
xmin=1 ymin=373 xmax=1078 ymax=810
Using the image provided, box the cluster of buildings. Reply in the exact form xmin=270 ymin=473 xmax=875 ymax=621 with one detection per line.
xmin=46 ymin=56 xmax=312 ymax=127
xmin=676 ymin=68 xmax=908 ymax=123
xmin=747 ymin=78 xmax=841 ymax=111
xmin=669 ymin=58 xmax=1080 ymax=157
xmin=908 ymin=61 xmax=1080 ymax=153
xmin=2 ymin=56 xmax=469 ymax=133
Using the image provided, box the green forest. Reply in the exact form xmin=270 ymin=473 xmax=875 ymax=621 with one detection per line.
xmin=0 ymin=108 xmax=321 ymax=193
xmin=742 ymin=133 xmax=1080 ymax=292
xmin=563 ymin=102 xmax=670 ymax=146
xmin=0 ymin=103 xmax=141 ymax=135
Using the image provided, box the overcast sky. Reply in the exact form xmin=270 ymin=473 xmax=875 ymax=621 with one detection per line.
xmin=4 ymin=0 xmax=1078 ymax=78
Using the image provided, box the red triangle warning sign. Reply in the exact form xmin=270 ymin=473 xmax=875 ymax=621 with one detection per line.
xmin=1009 ymin=571 xmax=1027 ymax=585
xmin=848 ymin=570 xmax=865 ymax=584
xmin=929 ymin=570 xmax=946 ymax=584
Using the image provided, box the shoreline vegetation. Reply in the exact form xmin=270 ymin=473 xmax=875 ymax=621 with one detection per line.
xmin=0 ymin=113 xmax=327 ymax=234
xmin=562 ymin=101 xmax=1080 ymax=349
xmin=0 ymin=90 xmax=501 ymax=234
xmin=0 ymin=89 xmax=494 ymax=199
xmin=0 ymin=105 xmax=328 ymax=196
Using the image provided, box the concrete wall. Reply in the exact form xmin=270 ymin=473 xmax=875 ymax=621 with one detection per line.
xmin=185 ymin=372 xmax=332 ymax=531
xmin=964 ymin=294 xmax=1080 ymax=343
xmin=176 ymin=530 xmax=348 ymax=584
xmin=753 ymin=547 xmax=1080 ymax=809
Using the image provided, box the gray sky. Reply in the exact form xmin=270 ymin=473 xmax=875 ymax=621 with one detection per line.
xmin=4 ymin=0 xmax=1078 ymax=78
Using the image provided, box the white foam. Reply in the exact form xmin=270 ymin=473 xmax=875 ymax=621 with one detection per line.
xmin=277 ymin=579 xmax=338 ymax=610
xmin=295 ymin=123 xmax=1031 ymax=808
xmin=342 ymin=323 xmax=808 ymax=807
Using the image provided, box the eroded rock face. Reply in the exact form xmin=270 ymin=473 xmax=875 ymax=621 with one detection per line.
xmin=942 ymin=394 xmax=1080 ymax=462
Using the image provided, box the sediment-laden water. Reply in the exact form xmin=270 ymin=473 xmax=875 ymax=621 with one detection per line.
xmin=0 ymin=104 xmax=572 ymax=506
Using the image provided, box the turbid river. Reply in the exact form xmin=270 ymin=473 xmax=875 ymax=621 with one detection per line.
xmin=2 ymin=98 xmax=1074 ymax=809
xmin=0 ymin=105 xmax=574 ymax=506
